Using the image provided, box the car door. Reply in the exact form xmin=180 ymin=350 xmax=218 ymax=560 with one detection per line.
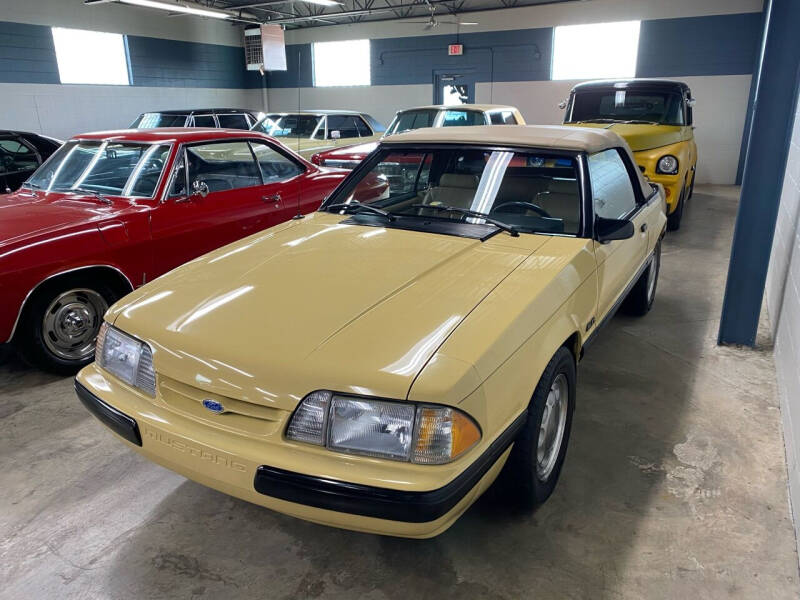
xmin=588 ymin=148 xmax=649 ymax=320
xmin=149 ymin=140 xmax=272 ymax=276
xmin=249 ymin=139 xmax=305 ymax=227
xmin=0 ymin=136 xmax=41 ymax=193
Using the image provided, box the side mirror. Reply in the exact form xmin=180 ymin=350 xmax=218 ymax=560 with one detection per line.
xmin=330 ymin=130 xmax=341 ymax=140
xmin=191 ymin=180 xmax=209 ymax=199
xmin=687 ymin=98 xmax=696 ymax=108
xmin=558 ymin=100 xmax=567 ymax=110
xmin=595 ymin=217 xmax=634 ymax=243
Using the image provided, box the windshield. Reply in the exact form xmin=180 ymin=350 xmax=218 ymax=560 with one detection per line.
xmin=131 ymin=113 xmax=188 ymax=128
xmin=323 ymin=147 xmax=581 ymax=237
xmin=385 ymin=109 xmax=488 ymax=137
xmin=253 ymin=114 xmax=324 ymax=139
xmin=27 ymin=140 xmax=170 ymax=198
xmin=566 ymin=90 xmax=685 ymax=125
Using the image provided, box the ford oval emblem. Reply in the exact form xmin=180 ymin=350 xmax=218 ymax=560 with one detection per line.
xmin=202 ymin=399 xmax=225 ymax=414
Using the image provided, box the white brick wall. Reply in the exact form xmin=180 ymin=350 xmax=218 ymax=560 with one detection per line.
xmin=766 ymin=90 xmax=800 ymax=554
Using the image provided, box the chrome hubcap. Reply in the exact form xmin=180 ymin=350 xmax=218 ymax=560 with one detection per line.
xmin=42 ymin=289 xmax=107 ymax=361
xmin=537 ymin=373 xmax=568 ymax=481
xmin=647 ymin=248 xmax=660 ymax=302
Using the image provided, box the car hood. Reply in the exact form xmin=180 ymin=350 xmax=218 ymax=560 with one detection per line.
xmin=278 ymin=135 xmax=381 ymax=158
xmin=0 ymin=192 xmax=119 ymax=247
xmin=570 ymin=123 xmax=684 ymax=151
xmin=318 ymin=141 xmax=379 ymax=160
xmin=109 ymin=213 xmax=546 ymax=409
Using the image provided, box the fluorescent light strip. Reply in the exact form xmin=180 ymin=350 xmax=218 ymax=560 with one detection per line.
xmin=302 ymin=0 xmax=342 ymax=6
xmin=118 ymin=0 xmax=231 ymax=19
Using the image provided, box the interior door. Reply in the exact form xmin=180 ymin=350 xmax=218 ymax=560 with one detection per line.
xmin=149 ymin=140 xmax=277 ymax=276
xmin=588 ymin=149 xmax=648 ymax=320
xmin=433 ymin=71 xmax=476 ymax=104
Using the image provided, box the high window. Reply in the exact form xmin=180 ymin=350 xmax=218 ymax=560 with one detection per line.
xmin=312 ymin=39 xmax=370 ymax=87
xmin=551 ymin=21 xmax=641 ymax=81
xmin=51 ymin=27 xmax=130 ymax=85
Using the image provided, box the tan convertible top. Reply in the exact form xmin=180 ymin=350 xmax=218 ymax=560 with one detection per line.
xmin=383 ymin=125 xmax=653 ymax=197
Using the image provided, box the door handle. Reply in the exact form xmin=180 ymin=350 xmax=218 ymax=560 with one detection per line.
xmin=262 ymin=193 xmax=281 ymax=204
xmin=640 ymin=223 xmax=648 ymax=233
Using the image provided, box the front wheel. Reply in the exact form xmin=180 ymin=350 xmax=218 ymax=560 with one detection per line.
xmin=623 ymin=241 xmax=661 ymax=316
xmin=500 ymin=346 xmax=576 ymax=507
xmin=17 ymin=281 xmax=116 ymax=375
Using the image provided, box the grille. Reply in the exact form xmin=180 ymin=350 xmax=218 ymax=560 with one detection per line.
xmin=158 ymin=376 xmax=286 ymax=437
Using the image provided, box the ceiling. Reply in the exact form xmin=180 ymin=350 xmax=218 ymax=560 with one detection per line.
xmin=206 ymin=0 xmax=579 ymax=29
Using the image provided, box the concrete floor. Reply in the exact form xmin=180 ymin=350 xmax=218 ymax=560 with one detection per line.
xmin=1 ymin=185 xmax=798 ymax=599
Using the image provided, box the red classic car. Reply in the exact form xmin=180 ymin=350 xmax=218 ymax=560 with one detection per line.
xmin=0 ymin=128 xmax=349 ymax=373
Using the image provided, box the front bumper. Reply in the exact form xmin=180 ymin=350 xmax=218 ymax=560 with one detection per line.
xmin=75 ymin=366 xmax=522 ymax=537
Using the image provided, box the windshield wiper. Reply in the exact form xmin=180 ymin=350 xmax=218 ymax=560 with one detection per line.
xmin=575 ymin=118 xmax=618 ymax=124
xmin=622 ymin=119 xmax=660 ymax=125
xmin=22 ymin=181 xmax=41 ymax=190
xmin=410 ymin=204 xmax=519 ymax=237
xmin=327 ymin=201 xmax=396 ymax=221
xmin=62 ymin=187 xmax=112 ymax=205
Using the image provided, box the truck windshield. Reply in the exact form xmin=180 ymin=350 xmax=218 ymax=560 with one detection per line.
xmin=567 ymin=90 xmax=685 ymax=126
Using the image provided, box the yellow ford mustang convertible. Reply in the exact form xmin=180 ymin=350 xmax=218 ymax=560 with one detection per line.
xmin=563 ymin=79 xmax=697 ymax=231
xmin=75 ymin=125 xmax=666 ymax=538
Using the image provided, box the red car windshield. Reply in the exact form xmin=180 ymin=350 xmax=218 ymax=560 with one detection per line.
xmin=27 ymin=140 xmax=170 ymax=198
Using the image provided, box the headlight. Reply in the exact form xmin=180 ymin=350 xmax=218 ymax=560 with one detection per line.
xmin=95 ymin=322 xmax=156 ymax=397
xmin=656 ymin=155 xmax=679 ymax=175
xmin=285 ymin=391 xmax=481 ymax=464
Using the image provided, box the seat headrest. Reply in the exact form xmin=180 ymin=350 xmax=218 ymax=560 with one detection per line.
xmin=439 ymin=173 xmax=479 ymax=189
xmin=547 ymin=178 xmax=579 ymax=195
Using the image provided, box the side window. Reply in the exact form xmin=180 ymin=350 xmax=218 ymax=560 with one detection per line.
xmin=169 ymin=151 xmax=187 ymax=196
xmin=250 ymin=142 xmax=304 ymax=182
xmin=354 ymin=117 xmax=371 ymax=137
xmin=0 ymin=138 xmax=39 ymax=173
xmin=489 ymin=112 xmax=504 ymax=125
xmin=326 ymin=116 xmax=360 ymax=139
xmin=192 ymin=115 xmax=216 ymax=128
xmin=502 ymin=111 xmax=517 ymax=124
xmin=588 ymin=149 xmax=637 ymax=219
xmin=218 ymin=114 xmax=250 ymax=130
xmin=186 ymin=142 xmax=262 ymax=193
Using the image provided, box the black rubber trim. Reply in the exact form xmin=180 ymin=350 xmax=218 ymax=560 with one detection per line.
xmin=254 ymin=411 xmax=528 ymax=523
xmin=74 ymin=379 xmax=142 ymax=446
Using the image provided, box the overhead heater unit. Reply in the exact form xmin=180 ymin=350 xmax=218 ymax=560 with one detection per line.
xmin=245 ymin=25 xmax=287 ymax=72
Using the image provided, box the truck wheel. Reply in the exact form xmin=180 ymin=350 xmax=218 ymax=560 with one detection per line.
xmin=16 ymin=278 xmax=117 ymax=375
xmin=623 ymin=241 xmax=661 ymax=316
xmin=500 ymin=346 xmax=576 ymax=507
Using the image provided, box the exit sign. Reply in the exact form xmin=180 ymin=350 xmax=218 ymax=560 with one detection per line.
xmin=448 ymin=44 xmax=463 ymax=56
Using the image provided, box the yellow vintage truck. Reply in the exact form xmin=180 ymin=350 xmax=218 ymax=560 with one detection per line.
xmin=563 ymin=79 xmax=697 ymax=230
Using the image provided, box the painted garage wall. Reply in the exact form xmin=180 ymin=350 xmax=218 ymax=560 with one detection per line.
xmin=269 ymin=0 xmax=763 ymax=184
xmin=766 ymin=88 xmax=800 ymax=555
xmin=0 ymin=0 xmax=264 ymax=140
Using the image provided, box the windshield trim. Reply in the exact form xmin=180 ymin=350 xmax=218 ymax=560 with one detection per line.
xmin=320 ymin=142 xmax=588 ymax=238
xmin=26 ymin=139 xmax=174 ymax=201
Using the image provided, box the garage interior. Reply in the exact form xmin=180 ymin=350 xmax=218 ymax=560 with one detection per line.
xmin=2 ymin=0 xmax=800 ymax=598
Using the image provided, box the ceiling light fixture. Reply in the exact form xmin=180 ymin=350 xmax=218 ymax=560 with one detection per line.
xmin=300 ymin=0 xmax=343 ymax=7
xmin=116 ymin=0 xmax=231 ymax=19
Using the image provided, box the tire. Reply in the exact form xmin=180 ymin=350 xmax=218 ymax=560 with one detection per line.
xmin=667 ymin=183 xmax=685 ymax=231
xmin=500 ymin=346 xmax=576 ymax=508
xmin=16 ymin=277 xmax=118 ymax=375
xmin=623 ymin=241 xmax=661 ymax=316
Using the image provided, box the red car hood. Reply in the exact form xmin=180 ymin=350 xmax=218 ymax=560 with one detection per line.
xmin=0 ymin=192 xmax=121 ymax=247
